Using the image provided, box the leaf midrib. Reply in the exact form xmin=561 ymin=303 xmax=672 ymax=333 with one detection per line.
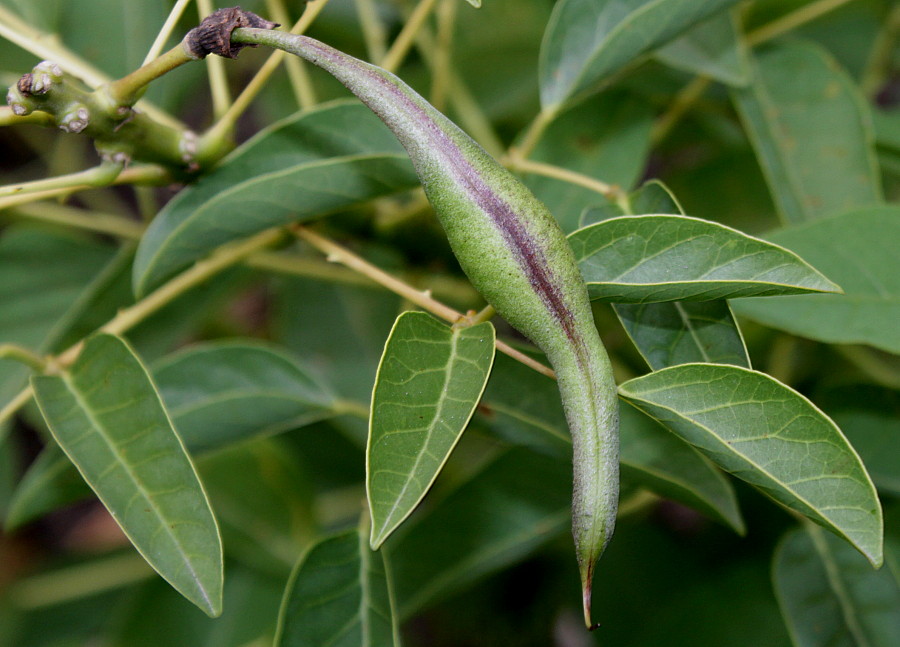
xmin=619 ymin=368 xmax=880 ymax=562
xmin=58 ymin=370 xmax=210 ymax=608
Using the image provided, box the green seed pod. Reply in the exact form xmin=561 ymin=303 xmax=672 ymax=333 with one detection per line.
xmin=231 ymin=25 xmax=620 ymax=628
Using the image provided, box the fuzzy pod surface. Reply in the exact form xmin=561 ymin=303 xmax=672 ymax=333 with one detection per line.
xmin=231 ymin=26 xmax=619 ymax=627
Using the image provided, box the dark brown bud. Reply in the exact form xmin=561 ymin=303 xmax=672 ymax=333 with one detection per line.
xmin=16 ymin=73 xmax=34 ymax=96
xmin=185 ymin=7 xmax=279 ymax=59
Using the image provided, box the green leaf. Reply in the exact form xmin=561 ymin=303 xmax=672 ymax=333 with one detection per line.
xmin=154 ymin=340 xmax=336 ymax=453
xmin=820 ymin=385 xmax=900 ymax=498
xmin=273 ymin=275 xmax=404 ymax=403
xmin=609 ymin=184 xmax=750 ymax=371
xmin=368 ymin=312 xmax=495 ymax=548
xmin=874 ymin=107 xmax=900 ymax=155
xmin=619 ymin=363 xmax=883 ymax=566
xmin=773 ymin=525 xmax=900 ymax=647
xmin=731 ymin=41 xmax=882 ymax=224
xmin=629 ymin=180 xmax=685 ymax=216
xmin=7 ymin=340 xmax=335 ymax=529
xmin=732 ymin=205 xmax=900 ymax=354
xmin=523 ymin=92 xmax=654 ymax=232
xmin=579 ymin=179 xmax=683 ymax=228
xmin=274 ymin=523 xmax=401 ymax=647
xmin=615 ymin=301 xmax=750 ymax=370
xmin=30 ymin=333 xmax=223 ymax=615
xmin=477 ymin=354 xmax=743 ymax=532
xmin=464 ymin=0 xmax=481 ymax=7
xmin=133 ymin=101 xmax=419 ymax=295
xmin=619 ymin=402 xmax=743 ymax=533
xmin=477 ymin=352 xmax=569 ymax=455
xmin=200 ymin=439 xmax=315 ymax=574
xmin=538 ymin=0 xmax=744 ymax=108
xmin=655 ymin=9 xmax=749 ymax=86
xmin=389 ymin=448 xmax=571 ymax=618
xmin=568 ymin=214 xmax=841 ymax=302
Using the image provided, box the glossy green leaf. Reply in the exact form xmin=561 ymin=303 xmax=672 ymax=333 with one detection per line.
xmin=615 ymin=301 xmax=750 ymax=370
xmin=477 ymin=354 xmax=743 ymax=531
xmin=568 ymin=214 xmax=841 ymax=302
xmin=275 ymin=523 xmax=400 ymax=647
xmin=154 ymin=340 xmax=336 ymax=453
xmin=619 ymin=401 xmax=743 ymax=532
xmin=629 ymin=180 xmax=685 ymax=216
xmin=619 ymin=363 xmax=883 ymax=566
xmin=133 ymin=101 xmax=419 ymax=295
xmin=389 ymin=448 xmax=571 ymax=617
xmin=655 ymin=9 xmax=749 ymax=86
xmin=732 ymin=41 xmax=882 ymax=224
xmin=732 ymin=206 xmax=900 ymax=354
xmin=368 ymin=312 xmax=495 ymax=548
xmin=524 ymin=92 xmax=654 ymax=232
xmin=773 ymin=525 xmax=900 ymax=647
xmin=7 ymin=340 xmax=335 ymax=529
xmin=820 ymin=385 xmax=900 ymax=498
xmin=30 ymin=333 xmax=223 ymax=616
xmin=609 ymin=186 xmax=750 ymax=370
xmin=539 ymin=0 xmax=743 ymax=107
xmin=579 ymin=179 xmax=683 ymax=227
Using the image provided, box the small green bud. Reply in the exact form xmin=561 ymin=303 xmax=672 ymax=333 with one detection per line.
xmin=6 ymin=88 xmax=32 ymax=116
xmin=58 ymin=105 xmax=90 ymax=133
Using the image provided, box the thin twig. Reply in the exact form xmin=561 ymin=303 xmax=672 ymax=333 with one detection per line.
xmin=0 ymin=6 xmax=183 ymax=129
xmin=412 ymin=23 xmax=504 ymax=156
xmin=650 ymin=76 xmax=712 ymax=146
xmin=0 ymin=160 xmax=125 ymax=200
xmin=293 ymin=225 xmax=556 ymax=380
xmin=651 ymin=0 xmax=858 ymax=146
xmin=0 ymin=106 xmax=55 ymax=127
xmin=0 ymin=165 xmax=170 ymax=212
xmin=0 ymin=344 xmax=47 ymax=372
xmin=203 ymin=0 xmax=331 ymax=144
xmin=746 ymin=0 xmax=857 ymax=47
xmin=354 ymin=0 xmax=389 ymax=62
xmin=0 ymin=226 xmax=287 ymax=425
xmin=266 ymin=0 xmax=318 ymax=109
xmin=430 ymin=0 xmax=457 ymax=111
xmin=197 ymin=0 xmax=233 ymax=119
xmin=505 ymin=157 xmax=623 ymax=202
xmin=509 ymin=106 xmax=558 ymax=162
xmin=381 ymin=0 xmax=440 ymax=73
xmin=7 ymin=202 xmax=145 ymax=239
xmin=143 ymin=0 xmax=195 ymax=65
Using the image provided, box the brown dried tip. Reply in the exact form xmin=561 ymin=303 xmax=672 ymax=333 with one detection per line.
xmin=16 ymin=73 xmax=34 ymax=96
xmin=185 ymin=7 xmax=279 ymax=59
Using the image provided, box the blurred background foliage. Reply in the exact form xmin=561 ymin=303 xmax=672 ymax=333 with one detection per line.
xmin=0 ymin=0 xmax=898 ymax=645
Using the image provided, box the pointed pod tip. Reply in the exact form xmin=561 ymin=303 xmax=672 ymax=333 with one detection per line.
xmin=581 ymin=580 xmax=593 ymax=630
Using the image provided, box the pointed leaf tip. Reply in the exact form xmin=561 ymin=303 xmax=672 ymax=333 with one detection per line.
xmin=619 ymin=364 xmax=883 ymax=566
xmin=31 ymin=333 xmax=223 ymax=616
